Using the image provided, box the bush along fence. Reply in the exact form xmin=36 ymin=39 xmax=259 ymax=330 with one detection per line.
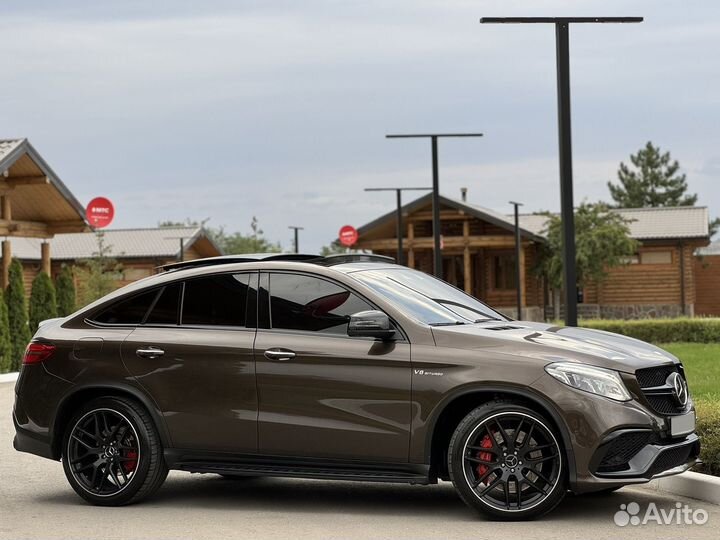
xmin=581 ymin=318 xmax=720 ymax=344
xmin=0 ymin=258 xmax=59 ymax=374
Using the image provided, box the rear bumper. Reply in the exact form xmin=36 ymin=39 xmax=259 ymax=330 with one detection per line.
xmin=13 ymin=412 xmax=55 ymax=460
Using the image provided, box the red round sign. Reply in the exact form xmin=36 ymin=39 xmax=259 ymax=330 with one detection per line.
xmin=86 ymin=197 xmax=115 ymax=228
xmin=338 ymin=225 xmax=358 ymax=247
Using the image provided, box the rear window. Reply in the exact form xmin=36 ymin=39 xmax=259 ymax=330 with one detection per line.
xmin=93 ymin=289 xmax=159 ymax=325
xmin=181 ymin=273 xmax=250 ymax=327
xmin=144 ymin=283 xmax=182 ymax=325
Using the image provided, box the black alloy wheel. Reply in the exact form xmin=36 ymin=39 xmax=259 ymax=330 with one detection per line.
xmin=66 ymin=408 xmax=140 ymax=496
xmin=62 ymin=397 xmax=168 ymax=505
xmin=448 ymin=401 xmax=566 ymax=520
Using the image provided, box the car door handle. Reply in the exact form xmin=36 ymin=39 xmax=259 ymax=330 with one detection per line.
xmin=264 ymin=348 xmax=296 ymax=361
xmin=136 ymin=347 xmax=165 ymax=359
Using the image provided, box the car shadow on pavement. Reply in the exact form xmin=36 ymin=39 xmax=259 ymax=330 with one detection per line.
xmin=35 ymin=473 xmax=666 ymax=521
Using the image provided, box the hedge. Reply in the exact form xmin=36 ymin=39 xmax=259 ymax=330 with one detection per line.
xmin=6 ymin=259 xmax=30 ymax=372
xmin=695 ymin=400 xmax=720 ymax=477
xmin=55 ymin=265 xmax=76 ymax=317
xmin=0 ymin=290 xmax=12 ymax=374
xmin=580 ymin=318 xmax=720 ymax=344
xmin=29 ymin=271 xmax=58 ymax=334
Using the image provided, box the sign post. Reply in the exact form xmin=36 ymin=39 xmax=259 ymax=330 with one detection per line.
xmin=338 ymin=225 xmax=358 ymax=249
xmin=85 ymin=197 xmax=115 ymax=229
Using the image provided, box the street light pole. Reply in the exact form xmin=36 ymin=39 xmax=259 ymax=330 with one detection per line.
xmin=386 ymin=133 xmax=484 ymax=278
xmin=364 ymin=187 xmax=432 ymax=265
xmin=288 ymin=226 xmax=303 ymax=253
xmin=510 ymin=201 xmax=523 ymax=320
xmin=479 ymin=16 xmax=642 ymax=326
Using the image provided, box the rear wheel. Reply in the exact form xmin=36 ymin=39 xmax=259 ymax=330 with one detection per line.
xmin=448 ymin=401 xmax=566 ymax=520
xmin=62 ymin=396 xmax=168 ymax=505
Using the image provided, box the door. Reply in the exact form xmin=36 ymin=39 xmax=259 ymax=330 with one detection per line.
xmin=121 ymin=273 xmax=258 ymax=453
xmin=255 ymin=271 xmax=412 ymax=463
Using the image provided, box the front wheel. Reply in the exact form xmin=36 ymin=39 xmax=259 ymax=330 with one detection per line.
xmin=448 ymin=401 xmax=567 ymax=520
xmin=62 ymin=396 xmax=168 ymax=506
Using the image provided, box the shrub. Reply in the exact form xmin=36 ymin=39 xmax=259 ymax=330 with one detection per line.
xmin=694 ymin=400 xmax=720 ymax=477
xmin=580 ymin=318 xmax=720 ymax=344
xmin=55 ymin=265 xmax=76 ymax=316
xmin=6 ymin=259 xmax=30 ymax=371
xmin=0 ymin=290 xmax=12 ymax=374
xmin=29 ymin=271 xmax=58 ymax=334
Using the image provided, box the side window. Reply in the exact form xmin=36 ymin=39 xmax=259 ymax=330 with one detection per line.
xmin=269 ymin=273 xmax=373 ymax=335
xmin=93 ymin=289 xmax=159 ymax=325
xmin=145 ymin=283 xmax=182 ymax=325
xmin=181 ymin=273 xmax=250 ymax=327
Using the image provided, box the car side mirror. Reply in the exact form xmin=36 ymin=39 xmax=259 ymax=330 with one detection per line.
xmin=347 ymin=310 xmax=396 ymax=340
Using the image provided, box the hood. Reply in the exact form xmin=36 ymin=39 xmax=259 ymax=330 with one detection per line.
xmin=430 ymin=320 xmax=678 ymax=373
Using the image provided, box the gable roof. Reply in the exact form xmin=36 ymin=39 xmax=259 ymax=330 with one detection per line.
xmin=697 ymin=240 xmax=720 ymax=256
xmin=517 ymin=206 xmax=710 ymax=240
xmin=9 ymin=227 xmax=222 ymax=261
xmin=357 ymin=192 xmax=546 ymax=242
xmin=0 ymin=138 xmax=88 ymax=234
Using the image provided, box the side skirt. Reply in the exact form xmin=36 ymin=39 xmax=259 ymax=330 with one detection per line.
xmin=165 ymin=449 xmax=434 ymax=485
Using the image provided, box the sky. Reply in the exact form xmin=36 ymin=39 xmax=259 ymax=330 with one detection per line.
xmin=1 ymin=1 xmax=719 ymax=252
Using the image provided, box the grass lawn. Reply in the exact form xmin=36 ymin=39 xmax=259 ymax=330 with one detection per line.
xmin=657 ymin=343 xmax=720 ymax=401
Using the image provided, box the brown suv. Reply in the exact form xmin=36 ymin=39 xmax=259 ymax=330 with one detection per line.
xmin=13 ymin=254 xmax=699 ymax=520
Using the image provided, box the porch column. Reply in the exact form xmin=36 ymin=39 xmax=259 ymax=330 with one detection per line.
xmin=41 ymin=241 xmax=51 ymax=275
xmin=463 ymin=220 xmax=472 ymax=294
xmin=1 ymin=194 xmax=11 ymax=289
xmin=407 ymin=222 xmax=415 ymax=268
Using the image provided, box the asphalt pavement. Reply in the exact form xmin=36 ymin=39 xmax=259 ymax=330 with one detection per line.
xmin=1 ymin=380 xmax=717 ymax=539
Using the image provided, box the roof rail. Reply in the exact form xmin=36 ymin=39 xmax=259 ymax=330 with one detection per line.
xmin=317 ymin=254 xmax=396 ymax=266
xmin=159 ymin=252 xmax=396 ymax=272
xmin=160 ymin=253 xmax=321 ymax=271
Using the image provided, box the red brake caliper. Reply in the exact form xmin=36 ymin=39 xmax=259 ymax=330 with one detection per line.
xmin=475 ymin=433 xmax=494 ymax=484
xmin=123 ymin=450 xmax=138 ymax=473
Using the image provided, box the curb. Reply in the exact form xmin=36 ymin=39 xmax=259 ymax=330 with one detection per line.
xmin=0 ymin=371 xmax=19 ymax=384
xmin=645 ymin=471 xmax=720 ymax=506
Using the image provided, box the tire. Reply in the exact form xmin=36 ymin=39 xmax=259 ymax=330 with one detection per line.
xmin=62 ymin=396 xmax=168 ymax=506
xmin=448 ymin=400 xmax=567 ymax=520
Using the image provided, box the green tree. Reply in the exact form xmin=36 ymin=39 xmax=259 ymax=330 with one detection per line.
xmin=158 ymin=216 xmax=281 ymax=254
xmin=320 ymin=239 xmax=347 ymax=256
xmin=75 ymin=233 xmax=122 ymax=307
xmin=608 ymin=142 xmax=697 ymax=208
xmin=29 ymin=272 xmax=58 ymax=333
xmin=537 ymin=202 xmax=639 ymax=290
xmin=6 ymin=259 xmax=31 ymax=371
xmin=0 ymin=290 xmax=12 ymax=374
xmin=55 ymin=265 xmax=76 ymax=316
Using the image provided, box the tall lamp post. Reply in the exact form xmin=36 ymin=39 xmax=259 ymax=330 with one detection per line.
xmin=386 ymin=133 xmax=483 ymax=278
xmin=509 ymin=201 xmax=523 ymax=320
xmin=364 ymin=187 xmax=431 ymax=265
xmin=288 ymin=226 xmax=303 ymax=253
xmin=479 ymin=17 xmax=642 ymax=326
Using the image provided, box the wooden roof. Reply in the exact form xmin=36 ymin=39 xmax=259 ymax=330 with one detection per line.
xmin=0 ymin=139 xmax=88 ymax=237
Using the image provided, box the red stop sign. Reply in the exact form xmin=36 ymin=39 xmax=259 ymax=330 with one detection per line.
xmin=86 ymin=197 xmax=115 ymax=228
xmin=338 ymin=225 xmax=358 ymax=247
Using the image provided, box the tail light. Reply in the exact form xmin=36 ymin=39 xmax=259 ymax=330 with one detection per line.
xmin=23 ymin=343 xmax=56 ymax=365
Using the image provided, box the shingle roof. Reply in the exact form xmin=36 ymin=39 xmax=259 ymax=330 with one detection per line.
xmin=517 ymin=206 xmax=709 ymax=240
xmin=0 ymin=139 xmax=24 ymax=163
xmin=8 ymin=227 xmax=219 ymax=261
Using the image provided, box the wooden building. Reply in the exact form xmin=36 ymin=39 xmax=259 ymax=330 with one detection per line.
xmin=0 ymin=138 xmax=89 ymax=285
xmin=11 ymin=227 xmax=222 ymax=297
xmin=695 ymin=240 xmax=720 ymax=317
xmin=355 ymin=193 xmax=711 ymax=320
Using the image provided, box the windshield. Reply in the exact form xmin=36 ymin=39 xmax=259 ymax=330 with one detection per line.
xmin=350 ymin=267 xmax=508 ymax=326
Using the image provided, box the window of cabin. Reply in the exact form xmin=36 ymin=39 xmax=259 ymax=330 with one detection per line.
xmin=640 ymin=251 xmax=673 ymax=265
xmin=492 ymin=253 xmax=517 ymax=290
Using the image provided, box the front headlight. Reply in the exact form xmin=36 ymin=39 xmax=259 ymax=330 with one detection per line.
xmin=545 ymin=362 xmax=631 ymax=402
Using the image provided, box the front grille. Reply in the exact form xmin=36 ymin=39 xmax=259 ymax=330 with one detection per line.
xmin=636 ymin=365 xmax=678 ymax=389
xmin=646 ymin=443 xmax=695 ymax=477
xmin=597 ymin=432 xmax=654 ymax=473
xmin=634 ymin=365 xmax=687 ymax=416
